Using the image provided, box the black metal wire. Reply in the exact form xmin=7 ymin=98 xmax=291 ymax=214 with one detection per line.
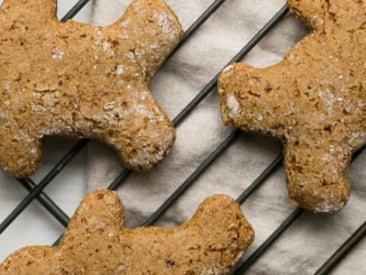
xmin=172 ymin=4 xmax=290 ymax=127
xmin=233 ymin=208 xmax=305 ymax=274
xmin=171 ymin=0 xmax=228 ymax=56
xmin=141 ymin=141 xmax=281 ymax=227
xmin=107 ymin=169 xmax=132 ymax=191
xmin=142 ymin=129 xmax=241 ymax=226
xmin=237 ymin=153 xmax=283 ymax=205
xmin=141 ymin=139 xmax=281 ymax=226
xmin=0 ymin=140 xmax=88 ymax=234
xmin=18 ymin=178 xmax=69 ymax=227
xmin=61 ymin=0 xmax=91 ymax=22
xmin=232 ymin=147 xmax=366 ymax=274
xmin=315 ymin=221 xmax=366 ymax=275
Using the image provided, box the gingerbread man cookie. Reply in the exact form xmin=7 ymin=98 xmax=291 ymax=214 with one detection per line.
xmin=0 ymin=0 xmax=183 ymax=178
xmin=218 ymin=0 xmax=366 ymax=213
xmin=0 ymin=190 xmax=254 ymax=274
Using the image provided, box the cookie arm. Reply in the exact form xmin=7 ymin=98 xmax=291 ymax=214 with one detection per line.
xmin=109 ymin=0 xmax=183 ymax=79
xmin=61 ymin=190 xmax=125 ymax=238
xmin=0 ymin=0 xmax=57 ymax=21
xmin=126 ymin=195 xmax=254 ymax=273
xmin=287 ymin=0 xmax=329 ymax=29
xmin=0 ymin=127 xmax=41 ymax=178
xmin=182 ymin=195 xmax=254 ymax=251
xmin=218 ymin=63 xmax=290 ymax=138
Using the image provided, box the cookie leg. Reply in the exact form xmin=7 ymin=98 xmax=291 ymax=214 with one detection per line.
xmin=102 ymin=90 xmax=176 ymax=172
xmin=284 ymin=138 xmax=351 ymax=213
xmin=0 ymin=129 xmax=41 ymax=178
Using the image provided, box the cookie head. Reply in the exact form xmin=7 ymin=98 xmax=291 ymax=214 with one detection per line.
xmin=218 ymin=0 xmax=366 ymax=213
xmin=0 ymin=190 xmax=254 ymax=274
xmin=0 ymin=0 xmax=183 ymax=178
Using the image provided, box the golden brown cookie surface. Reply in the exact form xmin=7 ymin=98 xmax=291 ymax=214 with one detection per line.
xmin=0 ymin=0 xmax=183 ymax=178
xmin=218 ymin=0 xmax=366 ymax=213
xmin=0 ymin=190 xmax=254 ymax=274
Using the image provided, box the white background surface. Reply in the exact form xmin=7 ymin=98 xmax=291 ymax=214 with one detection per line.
xmin=0 ymin=0 xmax=91 ymax=263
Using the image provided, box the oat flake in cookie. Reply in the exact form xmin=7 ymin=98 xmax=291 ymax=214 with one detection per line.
xmin=218 ymin=0 xmax=366 ymax=213
xmin=0 ymin=190 xmax=254 ymax=274
xmin=0 ymin=0 xmax=183 ymax=178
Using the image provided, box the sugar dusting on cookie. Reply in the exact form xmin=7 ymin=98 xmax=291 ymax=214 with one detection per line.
xmin=314 ymin=201 xmax=345 ymax=213
xmin=223 ymin=64 xmax=234 ymax=73
xmin=51 ymin=47 xmax=64 ymax=60
xmin=226 ymin=94 xmax=240 ymax=119
xmin=310 ymin=14 xmax=324 ymax=27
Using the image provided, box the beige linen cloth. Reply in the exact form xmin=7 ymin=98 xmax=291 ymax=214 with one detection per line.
xmin=88 ymin=0 xmax=366 ymax=274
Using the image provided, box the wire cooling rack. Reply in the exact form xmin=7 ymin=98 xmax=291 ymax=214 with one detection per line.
xmin=0 ymin=0 xmax=365 ymax=274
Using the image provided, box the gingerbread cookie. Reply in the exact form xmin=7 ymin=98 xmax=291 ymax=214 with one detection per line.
xmin=0 ymin=0 xmax=183 ymax=178
xmin=0 ymin=190 xmax=254 ymax=274
xmin=218 ymin=0 xmax=366 ymax=213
